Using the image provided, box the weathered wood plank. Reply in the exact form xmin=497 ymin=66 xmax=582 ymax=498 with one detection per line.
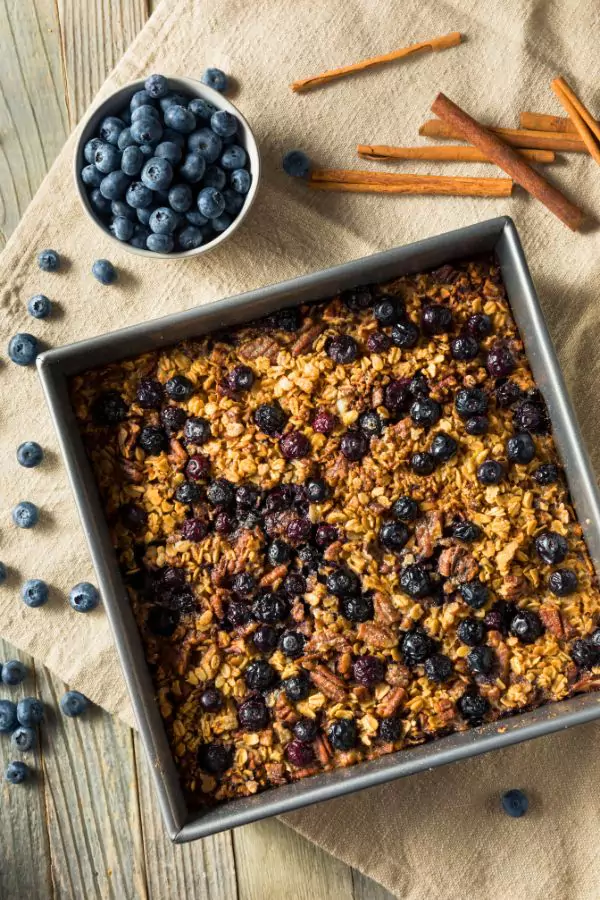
xmin=0 ymin=0 xmax=68 ymax=249
xmin=35 ymin=665 xmax=147 ymax=900
xmin=133 ymin=732 xmax=238 ymax=900
xmin=0 ymin=640 xmax=54 ymax=900
xmin=56 ymin=0 xmax=149 ymax=125
xmin=352 ymin=869 xmax=398 ymax=900
xmin=234 ymin=818 xmax=354 ymax=900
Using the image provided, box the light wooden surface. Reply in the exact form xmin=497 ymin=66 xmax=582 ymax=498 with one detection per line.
xmin=0 ymin=3 xmax=396 ymax=898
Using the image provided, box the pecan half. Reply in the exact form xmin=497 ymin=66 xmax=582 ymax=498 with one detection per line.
xmin=309 ymin=664 xmax=347 ymax=702
xmin=292 ymin=323 xmax=324 ymax=356
xmin=376 ymin=686 xmax=407 ymax=718
xmin=438 ymin=545 xmax=477 ymax=582
xmin=304 ymin=630 xmax=352 ymax=657
xmin=265 ymin=762 xmax=287 ymax=785
xmin=238 ymin=334 xmax=280 ymax=362
xmin=168 ymin=438 xmax=188 ymax=471
xmin=539 ymin=602 xmax=564 ymax=639
xmin=314 ymin=735 xmax=332 ymax=765
xmin=374 ymin=592 xmax=402 ymax=624
xmin=385 ymin=664 xmax=411 ymax=687
xmin=415 ymin=510 xmax=443 ymax=559
xmin=356 ymin=622 xmax=397 ymax=649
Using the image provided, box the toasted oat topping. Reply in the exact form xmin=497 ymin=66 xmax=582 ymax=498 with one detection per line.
xmin=70 ymin=260 xmax=600 ymax=808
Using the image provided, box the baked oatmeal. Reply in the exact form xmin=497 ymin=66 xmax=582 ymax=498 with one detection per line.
xmin=69 ymin=259 xmax=600 ymax=807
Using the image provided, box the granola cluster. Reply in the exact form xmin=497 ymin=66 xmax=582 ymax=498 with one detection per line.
xmin=70 ymin=260 xmax=600 ymax=808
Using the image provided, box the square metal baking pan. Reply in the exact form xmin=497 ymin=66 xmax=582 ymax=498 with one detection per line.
xmin=37 ymin=216 xmax=600 ymax=842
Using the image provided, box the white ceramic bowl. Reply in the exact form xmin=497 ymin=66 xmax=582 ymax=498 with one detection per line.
xmin=74 ymin=76 xmax=260 ymax=260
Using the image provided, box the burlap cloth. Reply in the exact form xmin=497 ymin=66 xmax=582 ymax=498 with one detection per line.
xmin=1 ymin=0 xmax=600 ymax=894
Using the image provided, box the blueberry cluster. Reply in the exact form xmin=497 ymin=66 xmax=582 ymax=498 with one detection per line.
xmin=80 ymin=72 xmax=252 ymax=253
xmin=0 ymin=659 xmax=89 ymax=786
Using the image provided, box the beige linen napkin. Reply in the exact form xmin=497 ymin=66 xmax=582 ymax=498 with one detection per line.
xmin=1 ymin=0 xmax=600 ymax=894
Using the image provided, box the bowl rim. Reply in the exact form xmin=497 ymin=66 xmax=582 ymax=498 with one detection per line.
xmin=73 ymin=75 xmax=261 ymax=261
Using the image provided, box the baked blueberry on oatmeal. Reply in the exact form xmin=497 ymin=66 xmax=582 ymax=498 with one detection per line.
xmin=70 ymin=260 xmax=600 ymax=808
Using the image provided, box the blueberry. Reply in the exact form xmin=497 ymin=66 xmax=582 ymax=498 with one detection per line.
xmin=0 ymin=700 xmax=18 ymax=732
xmin=144 ymin=74 xmax=169 ymax=99
xmin=465 ymin=416 xmax=489 ymax=436
xmin=188 ymin=97 xmax=217 ymax=120
xmin=197 ymin=186 xmax=225 ymax=219
xmin=147 ymin=233 xmax=174 ymax=253
xmin=89 ymin=188 xmax=112 ymax=215
xmin=379 ymin=521 xmax=409 ymax=552
xmin=110 ymin=216 xmax=135 ymax=241
xmin=126 ymin=181 xmax=153 ymax=208
xmin=91 ymin=390 xmax=127 ymax=424
xmin=392 ymin=496 xmax=419 ymax=521
xmin=282 ymin=673 xmax=311 ymax=702
xmin=328 ymin=718 xmax=357 ymax=751
xmin=507 ymin=432 xmax=536 ymax=464
xmin=535 ymin=531 xmax=568 ymax=565
xmin=163 ymin=104 xmax=196 ymax=135
xmin=81 ymin=164 xmax=103 ymax=187
xmin=199 ymin=686 xmax=223 ymax=713
xmin=279 ymin=630 xmax=305 ymax=659
xmin=357 ymin=410 xmax=383 ymax=439
xmin=165 ymin=374 xmax=193 ymax=400
xmin=495 ymin=380 xmax=524 ymax=408
xmin=282 ymin=150 xmax=311 ymax=178
xmin=548 ymin=568 xmax=577 ymax=596
xmin=410 ymin=398 xmax=441 ymax=428
xmin=185 ymin=209 xmax=209 ymax=227
xmin=174 ymin=481 xmax=202 ymax=504
xmin=353 ymin=655 xmax=385 ymax=687
xmin=267 ymin=539 xmax=292 ymax=566
xmin=421 ymin=304 xmax=453 ymax=334
xmin=501 ymin=789 xmax=529 ymax=818
xmin=0 ymin=562 xmax=6 ymax=584
xmin=466 ymin=313 xmax=493 ymax=339
xmin=221 ymin=145 xmax=246 ymax=170
xmin=2 ymin=660 xmax=27 ymax=686
xmin=84 ymin=138 xmax=103 ymax=163
xmin=455 ymin=388 xmax=488 ymax=418
xmin=159 ymin=92 xmax=188 ymax=113
xmin=210 ymin=212 xmax=231 ymax=233
xmin=408 ymin=371 xmax=429 ymax=398
xmin=340 ymin=431 xmax=369 ymax=461
xmin=12 ymin=502 xmax=39 ymax=529
xmin=130 ymin=89 xmax=155 ymax=110
xmin=231 ymin=168 xmax=251 ymax=194
xmin=198 ymin=742 xmax=233 ymax=774
xmin=178 ymin=227 xmax=204 ymax=251
xmin=139 ymin=425 xmax=168 ymax=455
xmin=121 ymin=145 xmax=144 ymax=176
xmin=391 ymin=320 xmax=419 ymax=348
xmin=8 ymin=332 xmax=39 ymax=367
xmin=111 ymin=199 xmax=137 ymax=221
xmin=430 ymin=432 xmax=458 ymax=463
xmin=188 ymin=128 xmax=222 ymax=163
xmin=459 ymin=580 xmax=489 ymax=610
xmin=305 ymin=478 xmax=327 ymax=502
xmin=237 ymin=696 xmax=269 ymax=730
xmin=206 ymin=478 xmax=235 ymax=507
xmin=17 ymin=441 xmax=44 ymax=469
xmin=139 ymin=143 xmax=154 ymax=158
xmin=453 ymin=520 xmax=481 ymax=542
xmin=141 ymin=156 xmax=173 ymax=191
xmin=202 ymin=67 xmax=229 ymax=92
xmin=399 ymin=565 xmax=431 ymax=598
xmin=173 ymin=152 xmax=205 ymax=186
xmin=166 ymin=183 xmax=192 ymax=213
xmin=200 ymin=164 xmax=225 ymax=190
xmin=181 ymin=517 xmax=208 ymax=542
xmin=458 ymin=691 xmax=489 ymax=723
xmin=457 ymin=617 xmax=486 ymax=646
xmin=5 ymin=761 xmax=29 ymax=784
xmin=254 ymin=402 xmax=287 ymax=435
xmin=208 ymin=110 xmax=236 ymax=139
xmin=510 ymin=609 xmax=543 ymax=643
xmin=130 ymin=225 xmax=151 ymax=248
xmin=11 ymin=726 xmax=36 ymax=753
xmin=533 ymin=463 xmax=559 ymax=485
xmin=513 ymin=399 xmax=549 ymax=434
xmin=131 ymin=117 xmax=163 ymax=145
xmin=16 ymin=697 xmax=44 ymax=727
xmin=99 ymin=115 xmax=125 ymax=145
xmin=424 ymin=653 xmax=453 ymax=682
xmin=294 ymin=718 xmax=318 ymax=743
xmin=379 ymin=717 xmax=402 ymax=742
xmin=410 ymin=451 xmax=435 ymax=476
xmin=325 ymin=567 xmax=359 ymax=598
xmin=117 ymin=127 xmax=136 ymax=150
xmin=92 ymin=259 xmax=117 ymax=285
xmin=69 ymin=582 xmax=100 ymax=613
xmin=245 ymin=659 xmax=278 ymax=691
xmin=451 ymin=334 xmax=479 ymax=361
xmin=373 ymin=297 xmax=399 ymax=326
xmin=184 ymin=416 xmax=211 ymax=444
xmin=487 ymin=344 xmax=515 ymax=378
xmin=467 ymin=646 xmax=494 ymax=674
xmin=477 ymin=460 xmax=504 ymax=485
xmin=149 ymin=207 xmax=179 ymax=235
xmin=21 ymin=579 xmax=49 ymax=608
xmin=93 ymin=142 xmax=121 ymax=174
xmin=60 ymin=690 xmax=89 ymax=717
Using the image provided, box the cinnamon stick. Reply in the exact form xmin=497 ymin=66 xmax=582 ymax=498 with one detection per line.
xmin=357 ymin=143 xmax=555 ymax=163
xmin=519 ymin=112 xmax=581 ymax=133
xmin=420 ymin=119 xmax=586 ymax=152
xmin=308 ymin=170 xmax=513 ymax=197
xmin=551 ymin=76 xmax=600 ymax=162
xmin=291 ymin=31 xmax=461 ymax=93
xmin=430 ymin=93 xmax=584 ymax=230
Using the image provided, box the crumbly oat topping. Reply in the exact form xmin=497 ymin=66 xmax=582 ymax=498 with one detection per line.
xmin=69 ymin=259 xmax=600 ymax=808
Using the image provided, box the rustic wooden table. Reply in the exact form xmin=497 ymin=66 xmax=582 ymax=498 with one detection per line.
xmin=0 ymin=3 xmax=395 ymax=898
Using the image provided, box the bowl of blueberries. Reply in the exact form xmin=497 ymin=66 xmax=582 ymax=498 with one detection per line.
xmin=74 ymin=71 xmax=259 ymax=258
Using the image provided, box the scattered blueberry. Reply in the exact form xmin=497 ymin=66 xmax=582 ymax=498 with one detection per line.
xmin=392 ymin=496 xmax=419 ymax=521
xmin=12 ymin=502 xmax=39 ymax=529
xmin=379 ymin=716 xmax=402 ymax=742
xmin=501 ymin=789 xmax=529 ymax=818
xmin=5 ymin=761 xmax=29 ymax=784
xmin=17 ymin=441 xmax=43 ymax=468
xmin=391 ymin=320 xmax=419 ymax=348
xmin=430 ymin=432 xmax=458 ymax=463
xmin=0 ymin=562 xmax=6 ymax=584
xmin=201 ymin=68 xmax=229 ymax=92
xmin=379 ymin=521 xmax=409 ymax=552
xmin=60 ymin=690 xmax=89 ymax=717
xmin=459 ymin=580 xmax=489 ymax=610
xmin=69 ymin=582 xmax=100 ymax=613
xmin=8 ymin=333 xmax=39 ymax=366
xmin=27 ymin=294 xmax=52 ymax=319
xmin=533 ymin=463 xmax=559 ymax=485
xmin=451 ymin=334 xmax=479 ymax=361
xmin=424 ymin=653 xmax=453 ymax=682
xmin=535 ymin=531 xmax=568 ymax=565
xmin=21 ymin=580 xmax=49 ymax=608
xmin=457 ymin=617 xmax=486 ymax=646
xmin=92 ymin=259 xmax=117 ymax=285
xmin=421 ymin=304 xmax=452 ymax=334
xmin=1 ymin=660 xmax=27 ymax=686
xmin=0 ymin=700 xmax=18 ymax=733
xmin=465 ymin=416 xmax=489 ymax=436
xmin=548 ymin=568 xmax=577 ymax=596
xmin=283 ymin=150 xmax=311 ymax=178
xmin=340 ymin=431 xmax=369 ymax=461
xmin=467 ymin=646 xmax=494 ymax=674
xmin=453 ymin=520 xmax=481 ymax=542
xmin=507 ymin=432 xmax=536 ymax=464
xmin=411 ymin=452 xmax=435 ymax=476
xmin=16 ymin=697 xmax=44 ymax=727
xmin=399 ymin=566 xmax=431 ymax=599
xmin=466 ymin=313 xmax=492 ymax=339
xmin=37 ymin=249 xmax=60 ymax=272
xmin=458 ymin=691 xmax=489 ymax=723
xmin=510 ymin=609 xmax=543 ymax=644
xmin=328 ymin=718 xmax=357 ymax=751
xmin=455 ymin=388 xmax=488 ymax=419
xmin=11 ymin=727 xmax=36 ymax=753
xmin=477 ymin=460 xmax=504 ymax=485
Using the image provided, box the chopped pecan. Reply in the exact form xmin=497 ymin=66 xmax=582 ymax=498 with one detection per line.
xmin=438 ymin=545 xmax=478 ymax=582
xmin=304 ymin=629 xmax=352 ymax=657
xmin=265 ymin=762 xmax=287 ymax=786
xmin=415 ymin=510 xmax=443 ymax=558
xmin=323 ymin=540 xmax=343 ymax=562
xmin=374 ymin=592 xmax=402 ymax=624
xmin=259 ymin=564 xmax=287 ymax=588
xmin=539 ymin=602 xmax=564 ymax=639
xmin=210 ymin=594 xmax=226 ymax=621
xmin=376 ymin=686 xmax=407 ymax=718
xmin=168 ymin=438 xmax=188 ymax=471
xmin=274 ymin=691 xmax=298 ymax=725
xmin=292 ymin=323 xmax=324 ymax=356
xmin=120 ymin=459 xmax=143 ymax=483
xmin=385 ymin=664 xmax=411 ymax=687
xmin=356 ymin=622 xmax=397 ymax=649
xmin=313 ymin=735 xmax=332 ymax=765
xmin=291 ymin=598 xmax=306 ymax=623
xmin=238 ymin=334 xmax=280 ymax=362
xmin=353 ymin=685 xmax=370 ymax=703
xmin=499 ymin=574 xmax=528 ymax=600
xmin=324 ymin=453 xmax=349 ymax=484
xmin=210 ymin=558 xmax=229 ymax=588
xmin=290 ymin=765 xmax=321 ymax=779
xmin=337 ymin=651 xmax=353 ymax=675
xmin=309 ymin=664 xmax=347 ymax=702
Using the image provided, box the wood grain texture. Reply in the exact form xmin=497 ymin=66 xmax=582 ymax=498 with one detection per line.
xmin=35 ymin=664 xmax=147 ymax=900
xmin=0 ymin=0 xmax=68 ymax=249
xmin=0 ymin=640 xmax=54 ymax=900
xmin=234 ymin=817 xmax=354 ymax=900
xmin=56 ymin=0 xmax=149 ymax=124
xmin=134 ymin=732 xmax=238 ymax=900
